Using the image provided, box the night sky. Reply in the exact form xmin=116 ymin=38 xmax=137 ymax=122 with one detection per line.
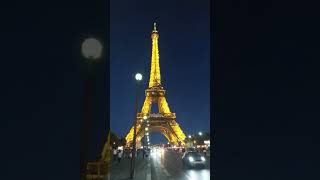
xmin=110 ymin=0 xmax=210 ymax=143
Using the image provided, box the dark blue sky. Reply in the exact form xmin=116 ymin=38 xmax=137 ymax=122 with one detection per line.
xmin=110 ymin=0 xmax=210 ymax=143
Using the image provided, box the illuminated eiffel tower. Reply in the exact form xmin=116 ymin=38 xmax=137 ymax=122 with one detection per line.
xmin=125 ymin=23 xmax=186 ymax=146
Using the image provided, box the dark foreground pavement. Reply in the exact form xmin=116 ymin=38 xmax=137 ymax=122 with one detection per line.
xmin=109 ymin=156 xmax=151 ymax=180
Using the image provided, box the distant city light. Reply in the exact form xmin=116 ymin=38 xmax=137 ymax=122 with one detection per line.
xmin=188 ymin=135 xmax=191 ymax=138
xmin=198 ymin=132 xmax=202 ymax=136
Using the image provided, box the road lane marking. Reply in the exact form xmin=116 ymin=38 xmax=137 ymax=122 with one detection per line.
xmin=159 ymin=163 xmax=170 ymax=177
xmin=146 ymin=173 xmax=151 ymax=180
xmin=146 ymin=161 xmax=151 ymax=180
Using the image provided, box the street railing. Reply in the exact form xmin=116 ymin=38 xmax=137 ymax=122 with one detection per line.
xmin=86 ymin=161 xmax=108 ymax=180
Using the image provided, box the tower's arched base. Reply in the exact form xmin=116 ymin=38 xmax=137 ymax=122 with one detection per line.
xmin=125 ymin=113 xmax=186 ymax=146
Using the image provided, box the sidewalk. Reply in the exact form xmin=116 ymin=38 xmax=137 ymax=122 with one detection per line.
xmin=109 ymin=156 xmax=151 ymax=180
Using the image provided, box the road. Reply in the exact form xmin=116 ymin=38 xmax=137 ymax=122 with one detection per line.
xmin=150 ymin=149 xmax=210 ymax=180
xmin=109 ymin=148 xmax=210 ymax=180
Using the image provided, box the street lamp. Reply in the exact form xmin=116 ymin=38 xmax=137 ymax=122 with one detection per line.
xmin=198 ymin=132 xmax=203 ymax=136
xmin=141 ymin=115 xmax=148 ymax=159
xmin=135 ymin=73 xmax=143 ymax=81
xmin=82 ymin=38 xmax=103 ymax=60
xmin=80 ymin=38 xmax=102 ymax=180
xmin=188 ymin=135 xmax=192 ymax=138
xmin=130 ymin=73 xmax=143 ymax=179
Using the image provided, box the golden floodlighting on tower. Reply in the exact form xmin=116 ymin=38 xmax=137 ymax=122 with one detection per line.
xmin=125 ymin=23 xmax=187 ymax=146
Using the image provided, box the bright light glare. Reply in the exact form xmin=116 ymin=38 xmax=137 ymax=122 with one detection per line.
xmin=135 ymin=73 xmax=143 ymax=81
xmin=188 ymin=135 xmax=192 ymax=138
xmin=198 ymin=132 xmax=203 ymax=136
xmin=188 ymin=156 xmax=194 ymax=162
xmin=201 ymin=156 xmax=206 ymax=161
xmin=143 ymin=115 xmax=148 ymax=120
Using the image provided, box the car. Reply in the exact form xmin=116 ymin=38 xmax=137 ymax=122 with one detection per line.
xmin=182 ymin=151 xmax=206 ymax=168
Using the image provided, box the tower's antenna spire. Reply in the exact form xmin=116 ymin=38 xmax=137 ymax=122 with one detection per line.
xmin=149 ymin=22 xmax=160 ymax=88
xmin=153 ymin=22 xmax=157 ymax=32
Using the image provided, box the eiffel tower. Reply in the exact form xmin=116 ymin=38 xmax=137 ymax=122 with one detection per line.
xmin=125 ymin=23 xmax=186 ymax=146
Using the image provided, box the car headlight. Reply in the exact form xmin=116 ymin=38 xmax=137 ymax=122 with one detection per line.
xmin=201 ymin=156 xmax=206 ymax=161
xmin=188 ymin=157 xmax=194 ymax=162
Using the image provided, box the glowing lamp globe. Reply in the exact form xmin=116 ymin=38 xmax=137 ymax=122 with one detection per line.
xmin=81 ymin=38 xmax=102 ymax=59
xmin=135 ymin=73 xmax=143 ymax=81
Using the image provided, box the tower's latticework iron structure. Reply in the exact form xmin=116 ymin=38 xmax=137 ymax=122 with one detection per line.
xmin=125 ymin=23 xmax=186 ymax=146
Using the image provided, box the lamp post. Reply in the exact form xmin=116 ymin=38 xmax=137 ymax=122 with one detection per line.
xmin=142 ymin=115 xmax=148 ymax=159
xmin=130 ymin=73 xmax=143 ymax=179
xmin=80 ymin=38 xmax=102 ymax=180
